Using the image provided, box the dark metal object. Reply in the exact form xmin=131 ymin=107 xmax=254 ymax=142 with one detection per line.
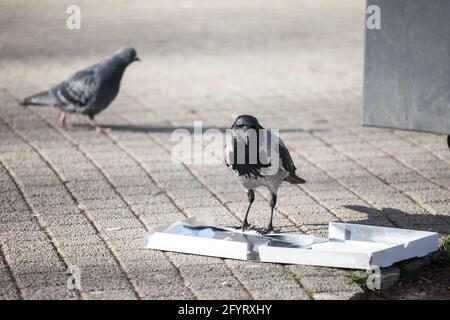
xmin=363 ymin=0 xmax=450 ymax=135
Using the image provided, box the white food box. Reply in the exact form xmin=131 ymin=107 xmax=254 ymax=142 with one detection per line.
xmin=144 ymin=218 xmax=438 ymax=270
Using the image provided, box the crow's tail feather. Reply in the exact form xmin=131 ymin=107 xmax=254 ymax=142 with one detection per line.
xmin=285 ymin=173 xmax=306 ymax=184
xmin=20 ymin=91 xmax=56 ymax=107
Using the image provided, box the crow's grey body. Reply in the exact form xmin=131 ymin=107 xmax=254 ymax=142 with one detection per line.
xmin=226 ymin=136 xmax=304 ymax=191
xmin=225 ymin=115 xmax=306 ymax=233
xmin=21 ymin=47 xmax=139 ymax=131
xmin=235 ymin=163 xmax=290 ymax=194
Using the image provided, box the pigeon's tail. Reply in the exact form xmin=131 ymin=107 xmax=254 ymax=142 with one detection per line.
xmin=20 ymin=91 xmax=57 ymax=107
xmin=285 ymin=173 xmax=306 ymax=184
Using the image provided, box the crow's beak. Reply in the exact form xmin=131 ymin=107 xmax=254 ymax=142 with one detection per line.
xmin=133 ymin=57 xmax=141 ymax=62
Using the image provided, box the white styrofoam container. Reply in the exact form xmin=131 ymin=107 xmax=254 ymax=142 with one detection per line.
xmin=144 ymin=219 xmax=438 ymax=270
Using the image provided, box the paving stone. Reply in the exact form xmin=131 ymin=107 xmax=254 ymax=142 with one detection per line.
xmin=21 ymin=286 xmax=79 ymax=300
xmin=82 ymin=289 xmax=138 ymax=300
xmin=1 ymin=0 xmax=448 ymax=300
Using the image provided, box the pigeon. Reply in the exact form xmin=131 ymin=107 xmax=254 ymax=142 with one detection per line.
xmin=20 ymin=47 xmax=140 ymax=133
xmin=225 ymin=115 xmax=306 ymax=233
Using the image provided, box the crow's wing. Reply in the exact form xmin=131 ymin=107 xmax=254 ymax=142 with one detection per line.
xmin=278 ymin=138 xmax=297 ymax=174
xmin=224 ymin=134 xmax=234 ymax=166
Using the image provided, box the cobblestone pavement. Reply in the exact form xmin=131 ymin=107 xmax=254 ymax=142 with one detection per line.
xmin=1 ymin=0 xmax=450 ymax=300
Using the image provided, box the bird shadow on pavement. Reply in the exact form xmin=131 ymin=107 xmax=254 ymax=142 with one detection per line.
xmin=72 ymin=123 xmax=329 ymax=134
xmin=72 ymin=123 xmax=228 ymax=133
xmin=343 ymin=205 xmax=450 ymax=234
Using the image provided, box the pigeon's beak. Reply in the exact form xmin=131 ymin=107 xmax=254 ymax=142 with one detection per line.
xmin=133 ymin=57 xmax=141 ymax=62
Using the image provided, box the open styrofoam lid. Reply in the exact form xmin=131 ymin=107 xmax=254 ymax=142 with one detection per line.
xmin=144 ymin=217 xmax=438 ymax=270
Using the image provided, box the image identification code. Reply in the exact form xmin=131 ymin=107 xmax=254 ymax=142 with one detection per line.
xmin=178 ymin=304 xmax=272 ymax=317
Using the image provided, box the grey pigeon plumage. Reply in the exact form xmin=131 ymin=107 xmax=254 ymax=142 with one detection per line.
xmin=225 ymin=115 xmax=306 ymax=233
xmin=21 ymin=47 xmax=140 ymax=133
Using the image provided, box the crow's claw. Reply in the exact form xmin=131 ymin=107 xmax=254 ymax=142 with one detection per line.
xmin=261 ymin=225 xmax=274 ymax=234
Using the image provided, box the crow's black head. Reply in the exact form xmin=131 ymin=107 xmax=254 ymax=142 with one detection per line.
xmin=231 ymin=115 xmax=263 ymax=131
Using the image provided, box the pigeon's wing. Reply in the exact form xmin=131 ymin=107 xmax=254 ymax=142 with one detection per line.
xmin=51 ymin=66 xmax=101 ymax=113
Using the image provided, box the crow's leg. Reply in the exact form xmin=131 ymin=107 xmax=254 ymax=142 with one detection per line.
xmin=59 ymin=112 xmax=67 ymax=128
xmin=242 ymin=190 xmax=254 ymax=231
xmin=88 ymin=115 xmax=110 ymax=134
xmin=262 ymin=193 xmax=277 ymax=234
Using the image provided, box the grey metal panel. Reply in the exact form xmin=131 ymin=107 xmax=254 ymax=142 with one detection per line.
xmin=363 ymin=0 xmax=450 ymax=135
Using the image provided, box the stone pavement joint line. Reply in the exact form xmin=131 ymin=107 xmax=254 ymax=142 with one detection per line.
xmin=0 ymin=145 xmax=80 ymax=299
xmin=0 ymin=116 xmax=141 ymax=299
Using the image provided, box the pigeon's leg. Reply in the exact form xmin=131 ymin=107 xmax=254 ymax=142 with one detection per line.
xmin=88 ymin=115 xmax=110 ymax=134
xmin=242 ymin=190 xmax=254 ymax=231
xmin=262 ymin=193 xmax=277 ymax=234
xmin=59 ymin=112 xmax=67 ymax=128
